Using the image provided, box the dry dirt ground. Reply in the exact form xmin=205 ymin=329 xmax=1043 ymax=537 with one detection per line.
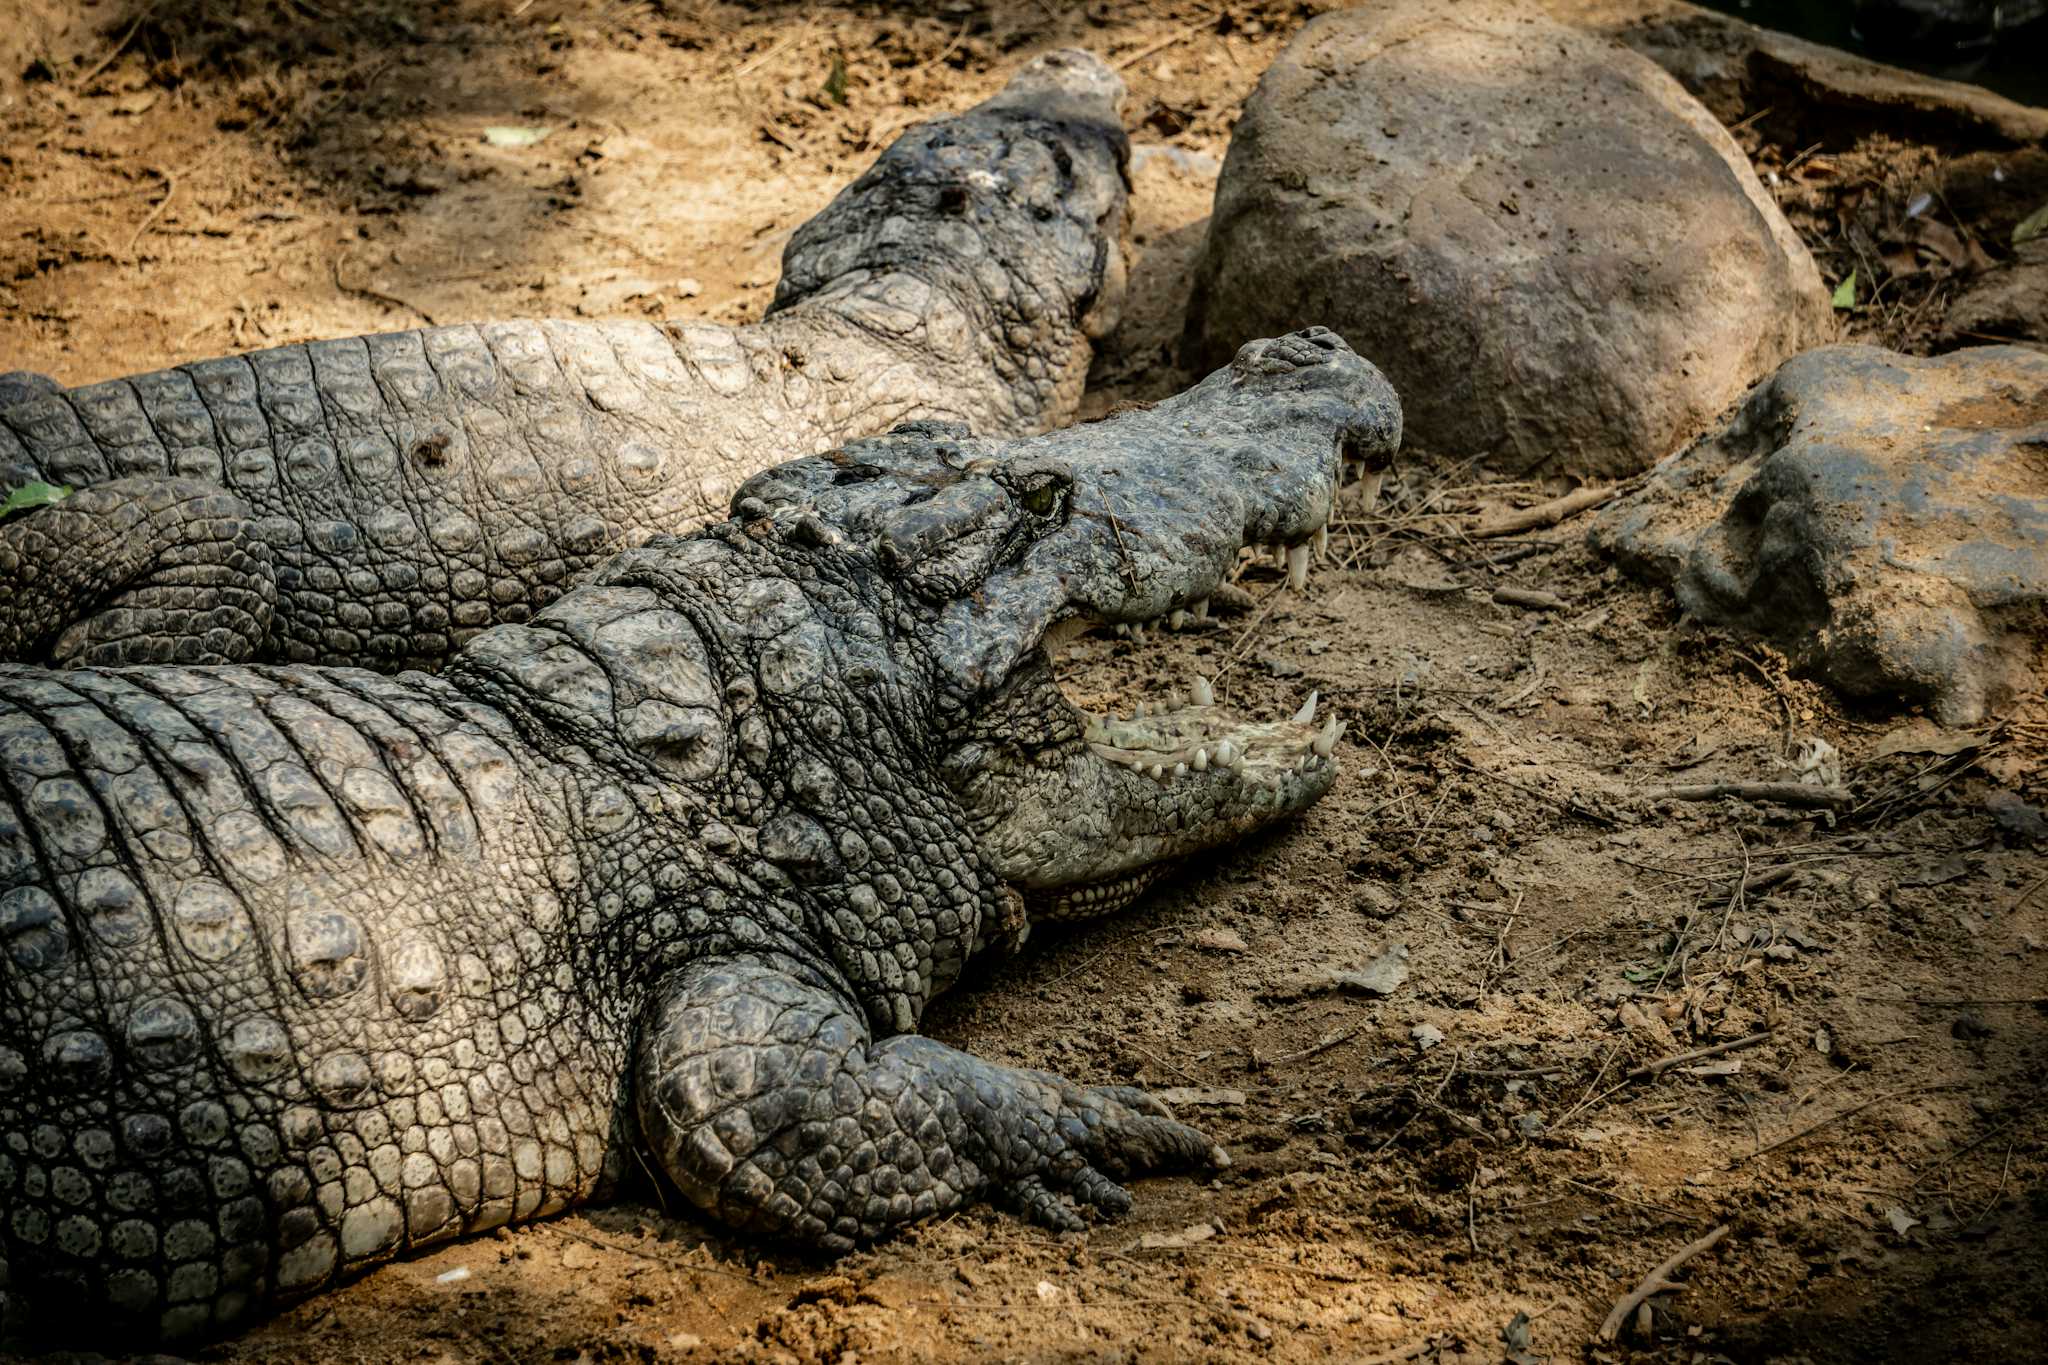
xmin=3 ymin=2 xmax=2046 ymax=1362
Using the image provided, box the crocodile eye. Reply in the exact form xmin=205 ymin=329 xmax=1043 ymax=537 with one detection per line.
xmin=1020 ymin=484 xmax=1057 ymax=516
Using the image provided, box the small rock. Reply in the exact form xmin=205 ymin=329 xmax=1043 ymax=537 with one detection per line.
xmin=1411 ymin=1022 xmax=1445 ymax=1050
xmin=560 ymin=1241 xmax=596 ymax=1270
xmin=1036 ymin=1279 xmax=1062 ymax=1303
xmin=1988 ymin=790 xmax=2046 ymax=841
xmin=435 ymin=1265 xmax=471 ymax=1284
xmin=675 ymin=277 xmax=703 ymax=298
xmin=1194 ymin=927 xmax=1249 ymax=954
xmin=1355 ymin=884 xmax=1398 ymax=919
xmin=1515 ymin=1112 xmax=1548 ymax=1138
xmin=1951 ymin=1014 xmax=1994 ymax=1040
xmin=666 ymin=1332 xmax=704 ymax=1350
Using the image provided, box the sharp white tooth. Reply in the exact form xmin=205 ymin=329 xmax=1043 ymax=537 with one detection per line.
xmin=1167 ymin=690 xmax=1184 ymax=711
xmin=1192 ymin=675 xmax=1214 ymax=707
xmin=1173 ymin=763 xmax=1187 ymax=779
xmin=1193 ymin=597 xmax=1210 ymax=622
xmin=1216 ymin=739 xmax=1237 ymax=768
xmin=1273 ymin=542 xmax=1289 ymax=570
xmin=1292 ymin=691 xmax=1319 ymax=726
xmin=1193 ymin=748 xmax=1209 ymax=771
xmin=1312 ymin=716 xmax=1342 ymax=757
xmin=1362 ymin=468 xmax=1386 ymax=513
xmin=1147 ymin=763 xmax=1164 ymax=780
xmin=1298 ymin=753 xmax=1312 ymax=771
xmin=1132 ymin=623 xmax=1146 ymax=643
xmin=1132 ymin=701 xmax=1147 ymax=720
xmin=1115 ymin=623 xmax=1131 ymax=637
xmin=1169 ymin=609 xmax=1188 ymax=631
xmin=1313 ymin=524 xmax=1329 ymax=560
xmin=1287 ymin=543 xmax=1310 ymax=592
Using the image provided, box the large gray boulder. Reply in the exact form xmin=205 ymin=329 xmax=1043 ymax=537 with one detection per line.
xmin=1183 ymin=0 xmax=1835 ymax=480
xmin=1592 ymin=344 xmax=2048 ymax=724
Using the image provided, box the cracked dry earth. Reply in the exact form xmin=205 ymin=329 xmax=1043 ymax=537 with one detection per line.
xmin=3 ymin=1 xmax=2045 ymax=1362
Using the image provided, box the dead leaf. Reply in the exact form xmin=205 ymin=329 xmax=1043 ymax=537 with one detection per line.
xmin=1303 ymin=943 xmax=1411 ymax=998
xmin=1899 ymin=854 xmax=1977 ymax=888
xmin=1500 ymin=1311 xmax=1534 ymax=1354
xmin=1128 ymin=1220 xmax=1220 ymax=1252
xmin=1682 ymin=1059 xmax=1743 ymax=1077
xmin=1871 ymin=726 xmax=1981 ymax=759
xmin=1912 ymin=218 xmax=1972 ymax=270
xmin=1885 ymin=1206 xmax=1921 ymax=1236
xmin=1154 ymin=1086 xmax=1248 ymax=1109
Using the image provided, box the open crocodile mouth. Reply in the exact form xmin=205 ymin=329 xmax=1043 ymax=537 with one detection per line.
xmin=974 ymin=535 xmax=1344 ymax=927
xmin=1042 ymin=681 xmax=1339 ymax=921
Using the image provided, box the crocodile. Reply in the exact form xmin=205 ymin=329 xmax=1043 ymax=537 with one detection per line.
xmin=0 ymin=50 xmax=1129 ymax=673
xmin=0 ymin=329 xmax=1401 ymax=1346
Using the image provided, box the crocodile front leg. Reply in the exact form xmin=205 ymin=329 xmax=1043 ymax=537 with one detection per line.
xmin=0 ymin=476 xmax=275 ymax=665
xmin=634 ymin=955 xmax=1220 ymax=1248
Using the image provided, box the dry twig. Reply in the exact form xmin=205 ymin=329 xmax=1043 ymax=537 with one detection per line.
xmin=1470 ymin=484 xmax=1619 ymax=538
xmin=1647 ymin=781 xmax=1852 ymax=810
xmin=331 ymin=253 xmax=438 ymax=326
xmin=1452 ymin=757 xmax=1619 ymax=827
xmin=1491 ymin=586 xmax=1567 ymax=611
xmin=1624 ymin=1031 xmax=1772 ymax=1083
xmin=74 ymin=0 xmax=162 ymax=90
xmin=1115 ymin=15 xmax=1214 ymax=70
xmin=1598 ymin=1225 xmax=1730 ymax=1341
xmin=1733 ymin=1086 xmax=1960 ymax=1166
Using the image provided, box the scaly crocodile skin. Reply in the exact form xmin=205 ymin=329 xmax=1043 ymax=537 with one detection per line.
xmin=0 ymin=51 xmax=1130 ymax=673
xmin=0 ymin=330 xmax=1401 ymax=1348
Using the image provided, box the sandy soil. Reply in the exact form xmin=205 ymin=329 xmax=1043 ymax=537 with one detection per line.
xmin=3 ymin=2 xmax=2045 ymax=1362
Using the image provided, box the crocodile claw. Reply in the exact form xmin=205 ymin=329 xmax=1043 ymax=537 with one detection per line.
xmin=998 ymin=1073 xmax=1219 ymax=1229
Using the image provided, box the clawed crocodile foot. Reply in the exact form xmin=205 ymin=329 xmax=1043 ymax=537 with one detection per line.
xmin=996 ymin=1077 xmax=1224 ymax=1233
xmin=636 ymin=961 xmax=1223 ymax=1251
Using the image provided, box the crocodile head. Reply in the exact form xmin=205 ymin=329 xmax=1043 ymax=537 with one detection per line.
xmin=769 ymin=48 xmax=1133 ymax=345
xmin=732 ymin=327 xmax=1402 ymax=932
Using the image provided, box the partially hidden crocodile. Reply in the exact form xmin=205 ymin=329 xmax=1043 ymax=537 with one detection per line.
xmin=0 ymin=50 xmax=1130 ymax=673
xmin=0 ymin=329 xmax=1402 ymax=1346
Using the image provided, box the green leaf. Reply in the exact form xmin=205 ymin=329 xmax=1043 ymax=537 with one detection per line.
xmin=482 ymin=125 xmax=550 ymax=148
xmin=1831 ymin=268 xmax=1857 ymax=310
xmin=821 ymin=53 xmax=848 ymax=107
xmin=2015 ymin=201 xmax=2048 ymax=247
xmin=0 ymin=481 xmax=72 ymax=520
